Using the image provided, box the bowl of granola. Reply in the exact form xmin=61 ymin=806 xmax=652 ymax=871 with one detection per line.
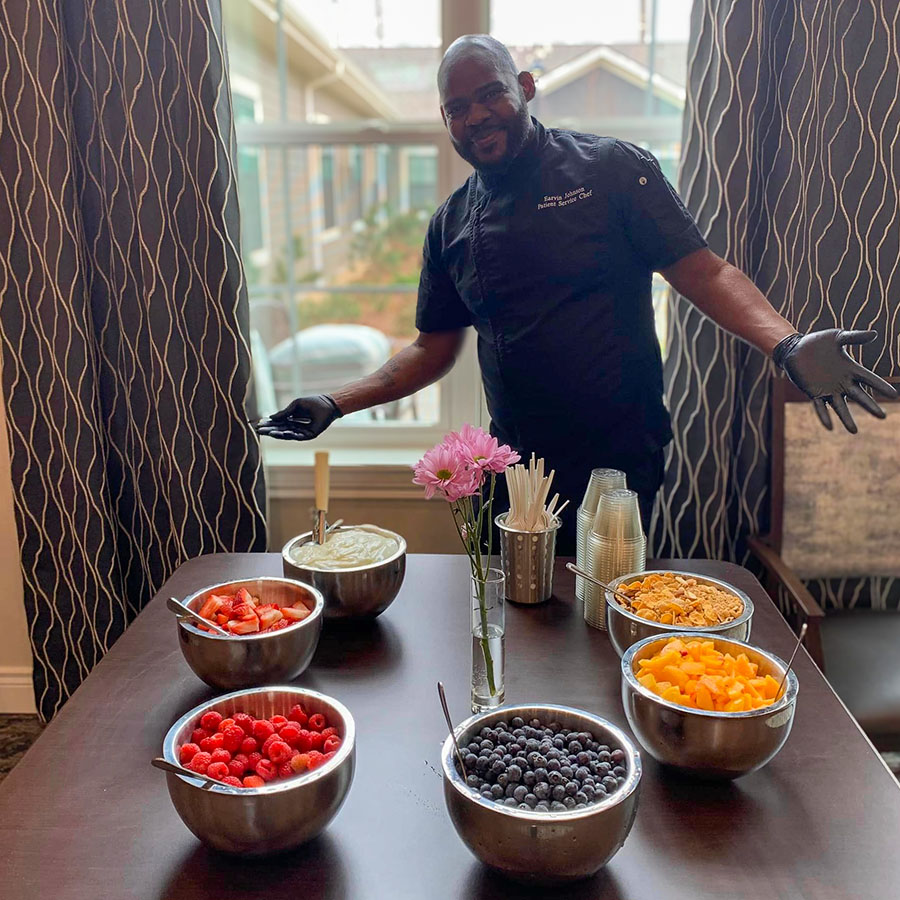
xmin=605 ymin=571 xmax=753 ymax=657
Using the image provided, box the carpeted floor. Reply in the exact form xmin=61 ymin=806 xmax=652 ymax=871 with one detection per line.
xmin=0 ymin=715 xmax=44 ymax=783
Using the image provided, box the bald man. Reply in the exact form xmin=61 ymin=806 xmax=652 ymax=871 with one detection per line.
xmin=260 ymin=35 xmax=895 ymax=555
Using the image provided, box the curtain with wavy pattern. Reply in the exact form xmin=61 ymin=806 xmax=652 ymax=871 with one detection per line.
xmin=0 ymin=0 xmax=266 ymax=719
xmin=653 ymin=0 xmax=900 ymax=609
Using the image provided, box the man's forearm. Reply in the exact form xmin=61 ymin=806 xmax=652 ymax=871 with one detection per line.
xmin=330 ymin=334 xmax=461 ymax=415
xmin=663 ymin=249 xmax=795 ymax=355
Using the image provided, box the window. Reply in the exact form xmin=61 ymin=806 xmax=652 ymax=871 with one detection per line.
xmin=223 ymin=0 xmax=693 ymax=452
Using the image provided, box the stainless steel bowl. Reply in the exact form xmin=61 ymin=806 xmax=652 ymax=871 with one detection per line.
xmin=161 ymin=686 xmax=355 ymax=855
xmin=177 ymin=577 xmax=324 ymax=690
xmin=622 ymin=632 xmax=798 ymax=779
xmin=441 ymin=703 xmax=641 ymax=884
xmin=281 ymin=525 xmax=406 ymax=620
xmin=605 ymin=570 xmax=753 ymax=657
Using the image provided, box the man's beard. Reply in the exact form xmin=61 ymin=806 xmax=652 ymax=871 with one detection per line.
xmin=455 ymin=108 xmax=532 ymax=174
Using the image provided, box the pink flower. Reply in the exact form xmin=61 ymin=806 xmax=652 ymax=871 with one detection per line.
xmin=452 ymin=424 xmax=520 ymax=475
xmin=412 ymin=440 xmax=481 ymax=501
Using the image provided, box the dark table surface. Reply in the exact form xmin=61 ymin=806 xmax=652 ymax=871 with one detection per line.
xmin=2 ymin=554 xmax=899 ymax=900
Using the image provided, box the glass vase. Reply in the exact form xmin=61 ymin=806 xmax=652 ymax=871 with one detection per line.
xmin=471 ymin=567 xmax=506 ymax=713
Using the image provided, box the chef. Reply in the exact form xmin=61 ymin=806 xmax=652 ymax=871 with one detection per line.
xmin=259 ymin=35 xmax=895 ymax=555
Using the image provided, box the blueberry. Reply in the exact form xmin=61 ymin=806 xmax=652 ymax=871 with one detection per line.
xmin=465 ymin=753 xmax=478 ymax=767
xmin=524 ymin=792 xmax=537 ymax=807
xmin=560 ymin=766 xmax=574 ymax=779
xmin=602 ymin=776 xmax=619 ymax=792
xmin=550 ymin=801 xmax=567 ymax=811
xmin=611 ymin=748 xmax=626 ymax=763
xmin=502 ymin=754 xmax=513 ymax=765
xmin=523 ymin=770 xmax=536 ymax=787
xmin=535 ymin=802 xmax=550 ymax=812
xmin=568 ymin=741 xmax=583 ymax=754
xmin=479 ymin=727 xmax=491 ymax=738
xmin=507 ymin=765 xmax=522 ymax=783
xmin=517 ymin=803 xmax=530 ymax=810
xmin=553 ymin=737 xmax=565 ymax=750
xmin=534 ymin=755 xmax=548 ymax=770
xmin=475 ymin=757 xmax=489 ymax=772
xmin=525 ymin=739 xmax=540 ymax=753
xmin=575 ymin=791 xmax=588 ymax=804
xmin=548 ymin=722 xmax=561 ymax=733
xmin=575 ymin=766 xmax=591 ymax=781
xmin=565 ymin=781 xmax=579 ymax=796
xmin=497 ymin=773 xmax=509 ymax=788
xmin=529 ymin=718 xmax=541 ymax=729
xmin=466 ymin=774 xmax=480 ymax=788
xmin=491 ymin=759 xmax=505 ymax=775
xmin=511 ymin=716 xmax=525 ymax=729
xmin=598 ymin=750 xmax=612 ymax=763
xmin=613 ymin=766 xmax=627 ymax=778
xmin=490 ymin=784 xmax=504 ymax=798
xmin=575 ymin=803 xmax=587 ymax=810
xmin=582 ymin=785 xmax=595 ymax=800
xmin=576 ymin=752 xmax=590 ymax=765
xmin=504 ymin=798 xmax=518 ymax=808
xmin=551 ymin=784 xmax=566 ymax=801
xmin=534 ymin=782 xmax=551 ymax=800
xmin=534 ymin=767 xmax=549 ymax=783
xmin=594 ymin=783 xmax=608 ymax=796
xmin=596 ymin=762 xmax=611 ymax=776
xmin=548 ymin=771 xmax=564 ymax=786
xmin=513 ymin=784 xmax=528 ymax=802
xmin=508 ymin=743 xmax=521 ymax=755
xmin=514 ymin=756 xmax=528 ymax=769
xmin=496 ymin=721 xmax=508 ymax=732
xmin=582 ymin=777 xmax=596 ymax=788
xmin=563 ymin=796 xmax=577 ymax=809
xmin=481 ymin=790 xmax=493 ymax=800
xmin=479 ymin=739 xmax=494 ymax=751
xmin=505 ymin=784 xmax=517 ymax=798
xmin=588 ymin=741 xmax=600 ymax=753
xmin=547 ymin=759 xmax=561 ymax=773
xmin=467 ymin=742 xmax=480 ymax=754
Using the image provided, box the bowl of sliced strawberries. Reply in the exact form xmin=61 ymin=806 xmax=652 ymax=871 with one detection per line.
xmin=176 ymin=577 xmax=325 ymax=690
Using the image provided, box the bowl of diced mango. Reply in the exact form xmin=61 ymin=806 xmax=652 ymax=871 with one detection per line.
xmin=621 ymin=634 xmax=798 ymax=779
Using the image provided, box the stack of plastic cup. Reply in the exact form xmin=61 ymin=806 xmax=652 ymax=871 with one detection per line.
xmin=584 ymin=489 xmax=646 ymax=631
xmin=575 ymin=469 xmax=626 ymax=602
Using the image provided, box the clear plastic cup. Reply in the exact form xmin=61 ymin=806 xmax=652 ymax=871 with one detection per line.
xmin=592 ymin=489 xmax=643 ymax=542
xmin=581 ymin=469 xmax=627 ymax=515
xmin=583 ymin=531 xmax=646 ymax=630
xmin=575 ymin=506 xmax=594 ymax=601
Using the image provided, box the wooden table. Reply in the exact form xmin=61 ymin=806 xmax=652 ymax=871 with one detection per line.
xmin=2 ymin=554 xmax=899 ymax=899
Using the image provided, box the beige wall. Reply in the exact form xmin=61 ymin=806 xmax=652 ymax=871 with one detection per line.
xmin=0 ymin=388 xmax=35 ymax=713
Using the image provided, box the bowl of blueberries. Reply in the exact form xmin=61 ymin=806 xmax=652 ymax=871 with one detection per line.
xmin=440 ymin=704 xmax=641 ymax=884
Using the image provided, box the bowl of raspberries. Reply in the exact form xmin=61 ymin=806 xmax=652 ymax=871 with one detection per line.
xmin=175 ymin=577 xmax=325 ymax=690
xmin=161 ymin=686 xmax=355 ymax=855
xmin=441 ymin=704 xmax=641 ymax=884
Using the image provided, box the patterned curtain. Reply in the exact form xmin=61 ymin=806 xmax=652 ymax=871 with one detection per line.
xmin=0 ymin=0 xmax=266 ymax=720
xmin=653 ymin=0 xmax=900 ymax=605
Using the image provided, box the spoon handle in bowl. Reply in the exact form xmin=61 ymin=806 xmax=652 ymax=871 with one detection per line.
xmin=165 ymin=597 xmax=230 ymax=636
xmin=438 ymin=681 xmax=468 ymax=781
xmin=151 ymin=756 xmax=219 ymax=790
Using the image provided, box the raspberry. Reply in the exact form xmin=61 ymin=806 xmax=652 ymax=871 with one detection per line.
xmin=191 ymin=727 xmax=210 ymax=745
xmin=290 ymin=753 xmax=310 ymax=773
xmin=243 ymin=775 xmax=265 ymax=788
xmin=307 ymin=713 xmax=327 ymax=732
xmin=217 ymin=718 xmax=236 ymax=733
xmin=207 ymin=732 xmax=225 ymax=751
xmin=240 ymin=736 xmax=258 ymax=755
xmin=247 ymin=752 xmax=263 ymax=769
xmin=320 ymin=727 xmax=339 ymax=740
xmin=306 ymin=750 xmax=326 ymax=770
xmin=262 ymin=733 xmax=284 ymax=757
xmin=228 ymin=758 xmax=246 ymax=778
xmin=323 ymin=751 xmax=336 ymax=761
xmin=222 ymin=725 xmax=244 ymax=753
xmin=278 ymin=762 xmax=294 ymax=778
xmin=267 ymin=741 xmax=292 ymax=764
xmin=206 ymin=762 xmax=229 ymax=781
xmin=288 ymin=705 xmax=308 ymax=727
xmin=199 ymin=737 xmax=216 ymax=753
xmin=323 ymin=737 xmax=342 ymax=754
xmin=222 ymin=776 xmax=243 ymax=787
xmin=255 ymin=759 xmax=277 ymax=782
xmin=278 ymin=723 xmax=302 ymax=747
xmin=271 ymin=715 xmax=289 ymax=731
xmin=187 ymin=751 xmax=212 ymax=774
xmin=179 ymin=743 xmax=200 ymax=764
xmin=309 ymin=731 xmax=325 ymax=751
xmin=233 ymin=712 xmax=254 ymax=733
xmin=200 ymin=711 xmax=223 ymax=732
xmin=210 ymin=748 xmax=232 ymax=765
xmin=296 ymin=730 xmax=314 ymax=752
xmin=252 ymin=719 xmax=275 ymax=741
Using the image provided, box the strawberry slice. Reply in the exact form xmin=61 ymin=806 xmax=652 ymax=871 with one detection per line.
xmin=235 ymin=587 xmax=254 ymax=608
xmin=198 ymin=595 xmax=225 ymax=620
xmin=281 ymin=605 xmax=310 ymax=621
xmin=228 ymin=616 xmax=260 ymax=635
xmin=258 ymin=606 xmax=284 ymax=630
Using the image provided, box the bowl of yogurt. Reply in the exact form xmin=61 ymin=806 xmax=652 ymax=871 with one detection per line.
xmin=281 ymin=525 xmax=406 ymax=620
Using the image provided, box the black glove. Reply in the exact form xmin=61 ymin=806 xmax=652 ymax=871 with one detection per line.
xmin=255 ymin=394 xmax=343 ymax=441
xmin=773 ymin=329 xmax=897 ymax=433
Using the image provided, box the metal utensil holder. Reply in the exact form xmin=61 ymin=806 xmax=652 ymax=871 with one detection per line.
xmin=495 ymin=512 xmax=561 ymax=605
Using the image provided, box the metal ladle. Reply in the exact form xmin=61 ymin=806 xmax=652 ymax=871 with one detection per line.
xmin=165 ymin=596 xmax=231 ymax=637
xmin=151 ymin=756 xmax=221 ymax=790
xmin=565 ymin=562 xmax=637 ymax=607
xmin=437 ymin=681 xmax=468 ymax=782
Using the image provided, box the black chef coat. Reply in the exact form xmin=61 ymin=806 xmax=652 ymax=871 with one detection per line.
xmin=416 ymin=118 xmax=707 ymax=546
